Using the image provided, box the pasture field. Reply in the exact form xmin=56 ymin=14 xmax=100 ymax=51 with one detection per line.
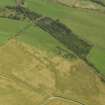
xmin=88 ymin=47 xmax=105 ymax=75
xmin=17 ymin=26 xmax=74 ymax=56
xmin=24 ymin=0 xmax=105 ymax=75
xmin=0 ymin=17 xmax=29 ymax=44
xmin=0 ymin=0 xmax=15 ymax=7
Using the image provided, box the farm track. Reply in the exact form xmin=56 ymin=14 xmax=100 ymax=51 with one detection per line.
xmin=0 ymin=73 xmax=86 ymax=105
xmin=40 ymin=96 xmax=86 ymax=105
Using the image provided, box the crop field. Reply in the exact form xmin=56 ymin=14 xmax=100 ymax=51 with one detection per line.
xmin=0 ymin=0 xmax=105 ymax=105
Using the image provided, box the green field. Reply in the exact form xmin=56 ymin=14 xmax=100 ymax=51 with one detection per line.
xmin=0 ymin=0 xmax=15 ymax=7
xmin=22 ymin=0 xmax=105 ymax=75
xmin=88 ymin=47 xmax=105 ymax=74
xmin=0 ymin=18 xmax=29 ymax=44
xmin=17 ymin=26 xmax=71 ymax=55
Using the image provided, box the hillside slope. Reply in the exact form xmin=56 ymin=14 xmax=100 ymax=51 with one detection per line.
xmin=0 ymin=39 xmax=105 ymax=105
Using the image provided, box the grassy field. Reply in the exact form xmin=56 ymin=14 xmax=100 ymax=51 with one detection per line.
xmin=0 ymin=17 xmax=29 ymax=44
xmin=24 ymin=0 xmax=105 ymax=48
xmin=88 ymin=47 xmax=105 ymax=75
xmin=0 ymin=0 xmax=15 ymax=7
xmin=17 ymin=26 xmax=74 ymax=56
xmin=23 ymin=0 xmax=105 ymax=75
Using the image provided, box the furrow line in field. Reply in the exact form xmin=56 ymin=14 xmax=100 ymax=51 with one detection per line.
xmin=40 ymin=96 xmax=86 ymax=105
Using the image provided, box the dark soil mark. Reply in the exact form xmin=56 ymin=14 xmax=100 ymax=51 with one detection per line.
xmin=36 ymin=17 xmax=92 ymax=59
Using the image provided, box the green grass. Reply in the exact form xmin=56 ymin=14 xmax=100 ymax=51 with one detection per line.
xmin=25 ymin=0 xmax=105 ymax=75
xmin=0 ymin=1 xmax=105 ymax=105
xmin=17 ymin=25 xmax=74 ymax=57
xmin=0 ymin=0 xmax=15 ymax=7
xmin=88 ymin=47 xmax=105 ymax=75
xmin=0 ymin=33 xmax=11 ymax=44
xmin=25 ymin=0 xmax=105 ymax=48
xmin=0 ymin=0 xmax=105 ymax=74
xmin=26 ymin=0 xmax=105 ymax=47
xmin=0 ymin=18 xmax=30 ymax=44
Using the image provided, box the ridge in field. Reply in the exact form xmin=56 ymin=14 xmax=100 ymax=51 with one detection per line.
xmin=0 ymin=39 xmax=105 ymax=105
